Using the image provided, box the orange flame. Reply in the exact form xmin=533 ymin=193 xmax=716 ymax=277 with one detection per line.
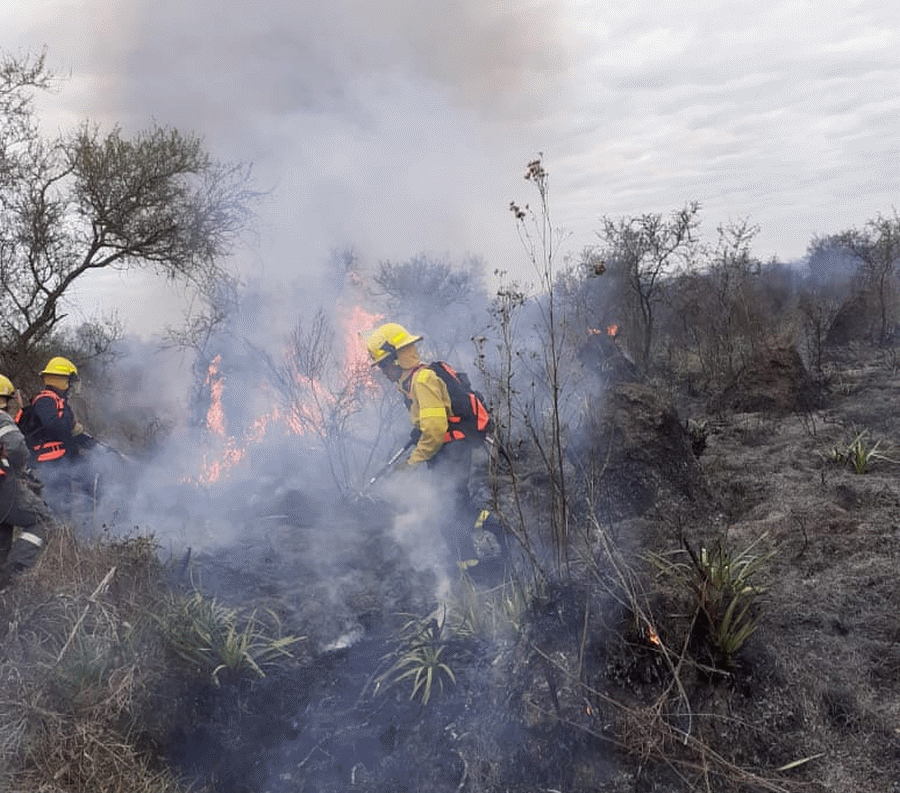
xmin=344 ymin=305 xmax=382 ymax=377
xmin=587 ymin=323 xmax=620 ymax=337
xmin=647 ymin=626 xmax=661 ymax=647
xmin=205 ymin=355 xmax=226 ymax=437
xmin=189 ymin=306 xmax=384 ymax=485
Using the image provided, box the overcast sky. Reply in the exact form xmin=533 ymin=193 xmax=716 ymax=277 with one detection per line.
xmin=4 ymin=0 xmax=899 ymax=335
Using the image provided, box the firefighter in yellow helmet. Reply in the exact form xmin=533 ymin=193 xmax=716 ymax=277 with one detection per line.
xmin=365 ymin=322 xmax=504 ymax=566
xmin=366 ymin=323 xmax=444 ymax=467
xmin=0 ymin=374 xmax=55 ymax=589
xmin=17 ymin=357 xmax=97 ymax=516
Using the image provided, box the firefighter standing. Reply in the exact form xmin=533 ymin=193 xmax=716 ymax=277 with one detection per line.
xmin=365 ymin=322 xmax=503 ymax=563
xmin=18 ymin=357 xmax=97 ymax=516
xmin=0 ymin=374 xmax=55 ymax=589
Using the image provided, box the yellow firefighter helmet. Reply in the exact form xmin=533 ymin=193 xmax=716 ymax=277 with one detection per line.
xmin=0 ymin=375 xmax=13 ymax=397
xmin=365 ymin=323 xmax=422 ymax=367
xmin=40 ymin=356 xmax=79 ymax=380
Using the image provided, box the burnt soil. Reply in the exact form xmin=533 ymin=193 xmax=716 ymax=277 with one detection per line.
xmin=159 ymin=342 xmax=900 ymax=793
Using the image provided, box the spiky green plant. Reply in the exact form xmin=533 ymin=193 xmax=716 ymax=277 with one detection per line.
xmin=154 ymin=590 xmax=303 ymax=686
xmin=648 ymin=533 xmax=772 ymax=668
xmin=844 ymin=431 xmax=896 ymax=473
xmin=374 ymin=609 xmax=457 ymax=705
xmin=449 ymin=565 xmax=528 ymax=642
xmin=824 ymin=430 xmax=897 ymax=473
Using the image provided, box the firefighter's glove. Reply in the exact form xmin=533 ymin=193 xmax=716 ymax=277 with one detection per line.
xmin=392 ymin=458 xmax=418 ymax=475
xmin=75 ymin=432 xmax=97 ymax=450
xmin=408 ymin=427 xmax=422 ymax=445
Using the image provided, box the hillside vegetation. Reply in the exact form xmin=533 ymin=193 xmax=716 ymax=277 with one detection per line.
xmin=3 ymin=73 xmax=900 ymax=789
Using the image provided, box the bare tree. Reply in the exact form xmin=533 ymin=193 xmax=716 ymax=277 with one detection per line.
xmin=597 ymin=202 xmax=700 ymax=373
xmin=371 ymin=252 xmax=485 ymax=360
xmin=667 ymin=219 xmax=765 ymax=382
xmin=266 ymin=309 xmax=375 ymax=494
xmin=0 ymin=50 xmax=258 ymax=378
xmin=825 ymin=212 xmax=900 ymax=344
xmin=0 ymin=49 xmax=56 ymax=177
xmin=798 ymin=291 xmax=840 ymax=375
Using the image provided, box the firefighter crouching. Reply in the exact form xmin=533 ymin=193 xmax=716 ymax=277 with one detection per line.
xmin=365 ymin=322 xmax=505 ymax=565
xmin=17 ymin=357 xmax=97 ymax=517
xmin=0 ymin=374 xmax=55 ymax=589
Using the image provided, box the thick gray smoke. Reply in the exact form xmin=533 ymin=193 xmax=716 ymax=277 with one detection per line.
xmin=20 ymin=0 xmax=578 ymax=337
xmin=62 ymin=0 xmax=574 ymax=133
xmin=84 ymin=260 xmax=492 ymax=617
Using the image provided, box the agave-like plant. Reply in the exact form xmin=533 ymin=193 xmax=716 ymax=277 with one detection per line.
xmin=824 ymin=429 xmax=897 ymax=474
xmin=844 ymin=431 xmax=897 ymax=474
xmin=374 ymin=610 xmax=457 ymax=705
xmin=449 ymin=566 xmax=528 ymax=642
xmin=154 ymin=590 xmax=303 ymax=686
xmin=648 ymin=533 xmax=773 ymax=668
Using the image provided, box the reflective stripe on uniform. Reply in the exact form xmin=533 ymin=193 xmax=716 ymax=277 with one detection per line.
xmin=35 ymin=441 xmax=65 ymax=461
xmin=0 ymin=425 xmax=20 ymax=440
xmin=418 ymin=407 xmax=446 ymax=420
xmin=17 ymin=532 xmax=43 ymax=548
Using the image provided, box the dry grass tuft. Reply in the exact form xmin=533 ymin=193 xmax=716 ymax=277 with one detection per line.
xmin=0 ymin=522 xmax=189 ymax=792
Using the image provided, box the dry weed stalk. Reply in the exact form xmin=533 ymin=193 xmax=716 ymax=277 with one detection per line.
xmin=560 ymin=506 xmax=811 ymax=793
xmin=0 ymin=523 xmax=188 ymax=792
xmin=530 ymin=643 xmax=806 ymax=793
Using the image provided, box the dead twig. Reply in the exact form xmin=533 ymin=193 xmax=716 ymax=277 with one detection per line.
xmin=56 ymin=566 xmax=117 ymax=663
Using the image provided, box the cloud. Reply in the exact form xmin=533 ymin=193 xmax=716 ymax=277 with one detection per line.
xmin=538 ymin=0 xmax=900 ymax=260
xmin=5 ymin=0 xmax=900 ymax=299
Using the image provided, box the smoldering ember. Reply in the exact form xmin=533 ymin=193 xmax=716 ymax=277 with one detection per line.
xmin=2 ymin=70 xmax=900 ymax=788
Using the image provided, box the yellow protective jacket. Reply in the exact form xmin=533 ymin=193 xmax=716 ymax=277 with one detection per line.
xmin=400 ymin=365 xmax=452 ymax=466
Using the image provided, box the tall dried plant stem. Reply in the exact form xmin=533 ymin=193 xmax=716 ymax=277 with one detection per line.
xmin=56 ymin=566 xmax=117 ymax=663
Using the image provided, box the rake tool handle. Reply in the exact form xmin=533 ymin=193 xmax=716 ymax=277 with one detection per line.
xmin=366 ymin=436 xmax=417 ymax=488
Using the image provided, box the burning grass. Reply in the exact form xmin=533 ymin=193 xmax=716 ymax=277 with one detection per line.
xmin=1 ymin=344 xmax=895 ymax=791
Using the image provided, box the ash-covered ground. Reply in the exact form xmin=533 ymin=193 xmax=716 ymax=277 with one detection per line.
xmin=86 ymin=340 xmax=900 ymax=793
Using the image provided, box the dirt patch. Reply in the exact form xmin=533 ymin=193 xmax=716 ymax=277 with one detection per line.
xmin=709 ymin=344 xmax=824 ymax=415
xmin=693 ymin=343 xmax=900 ymax=792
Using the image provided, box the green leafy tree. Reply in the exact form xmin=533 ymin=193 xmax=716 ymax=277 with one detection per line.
xmin=0 ymin=49 xmax=257 ymax=379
